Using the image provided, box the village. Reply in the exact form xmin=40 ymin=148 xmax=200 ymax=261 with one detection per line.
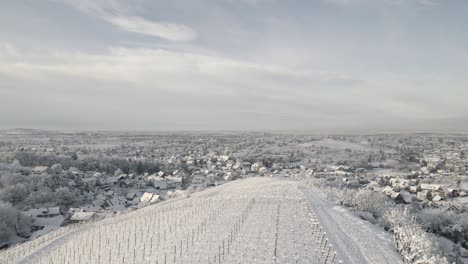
xmin=0 ymin=130 xmax=467 ymax=261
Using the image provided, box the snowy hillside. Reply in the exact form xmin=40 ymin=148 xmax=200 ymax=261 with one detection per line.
xmin=0 ymin=178 xmax=402 ymax=264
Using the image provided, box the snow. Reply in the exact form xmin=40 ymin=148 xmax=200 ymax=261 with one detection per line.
xmin=69 ymin=212 xmax=96 ymax=222
xmin=32 ymin=215 xmax=65 ymax=228
xmin=300 ymin=186 xmax=404 ymax=264
xmin=1 ymin=178 xmax=404 ymax=264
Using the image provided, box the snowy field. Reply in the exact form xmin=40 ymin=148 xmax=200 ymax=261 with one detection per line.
xmin=301 ymin=139 xmax=372 ymax=151
xmin=0 ymin=178 xmax=401 ymax=264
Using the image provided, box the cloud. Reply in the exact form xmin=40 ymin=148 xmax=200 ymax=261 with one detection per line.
xmin=0 ymin=46 xmax=358 ymax=99
xmin=0 ymin=42 xmax=20 ymax=58
xmin=415 ymin=0 xmax=440 ymax=6
xmin=0 ymin=43 xmax=465 ymax=131
xmin=59 ymin=0 xmax=197 ymax=41
xmin=0 ymin=43 xmax=368 ymax=130
xmin=107 ymin=16 xmax=196 ymax=42
xmin=324 ymin=0 xmax=355 ymax=5
xmin=325 ymin=0 xmax=441 ymax=6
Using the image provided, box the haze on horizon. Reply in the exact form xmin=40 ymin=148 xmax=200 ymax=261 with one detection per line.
xmin=1 ymin=0 xmax=467 ymax=132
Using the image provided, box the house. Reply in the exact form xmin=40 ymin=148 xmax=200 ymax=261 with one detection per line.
xmin=104 ymin=196 xmax=127 ymax=211
xmin=32 ymin=166 xmax=48 ymax=174
xmin=390 ymin=178 xmax=410 ymax=189
xmin=382 ymin=186 xmax=394 ymax=196
xmin=139 ymin=192 xmax=154 ymax=203
xmin=0 ymin=239 xmax=8 ymax=250
xmin=47 ymin=207 xmax=60 ymax=217
xmin=69 ymin=168 xmax=85 ymax=178
xmin=81 ymin=177 xmax=97 ymax=187
xmin=431 ymin=194 xmax=443 ymax=202
xmin=219 ymin=155 xmax=230 ymax=162
xmin=27 ymin=208 xmax=48 ymax=218
xmin=118 ymin=178 xmax=132 ymax=188
xmin=420 ymin=184 xmax=442 ymax=192
xmin=153 ymin=178 xmax=169 ymax=190
xmin=206 ymin=175 xmax=216 ymax=186
xmin=67 ymin=207 xmax=82 ymax=215
xmin=224 ymin=173 xmax=234 ymax=182
xmin=242 ymin=162 xmax=252 ymax=172
xmin=139 ymin=192 xmax=160 ymax=205
xmin=390 ymin=192 xmax=412 ymax=204
xmin=358 ymin=177 xmax=370 ymax=185
xmin=105 ymin=176 xmax=122 ymax=186
xmin=191 ymin=175 xmax=206 ymax=186
xmin=126 ymin=192 xmax=137 ymax=200
xmin=251 ymin=163 xmax=262 ymax=173
xmin=232 ymin=162 xmax=242 ymax=170
xmin=416 ymin=191 xmax=432 ymax=201
xmin=69 ymin=212 xmax=96 ymax=223
xmin=258 ymin=167 xmax=268 ymax=175
xmin=445 ymin=204 xmax=465 ymax=214
xmin=346 ymin=179 xmax=360 ymax=188
xmin=33 ymin=215 xmax=65 ymax=229
xmin=166 ymin=176 xmax=182 ymax=188
xmin=444 ymin=188 xmax=459 ymax=198
xmin=27 ymin=207 xmax=60 ymax=219
xmin=409 ymin=186 xmax=419 ymax=193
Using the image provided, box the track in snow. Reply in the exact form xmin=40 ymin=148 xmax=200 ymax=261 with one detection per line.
xmin=300 ymin=186 xmax=404 ymax=264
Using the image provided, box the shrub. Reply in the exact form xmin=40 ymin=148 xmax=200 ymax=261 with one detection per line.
xmin=347 ymin=189 xmax=392 ymax=219
xmin=385 ymin=207 xmax=448 ymax=264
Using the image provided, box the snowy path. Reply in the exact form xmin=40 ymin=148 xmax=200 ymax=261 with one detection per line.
xmin=300 ymin=186 xmax=404 ymax=264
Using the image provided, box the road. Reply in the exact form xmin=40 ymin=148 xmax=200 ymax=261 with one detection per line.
xmin=300 ymin=186 xmax=404 ymax=264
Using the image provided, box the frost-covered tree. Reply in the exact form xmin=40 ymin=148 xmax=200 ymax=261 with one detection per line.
xmin=55 ymin=187 xmax=80 ymax=207
xmin=49 ymin=164 xmax=63 ymax=174
xmin=385 ymin=207 xmax=448 ymax=264
xmin=16 ymin=212 xmax=32 ymax=238
xmin=0 ymin=183 xmax=30 ymax=205
xmin=350 ymin=189 xmax=391 ymax=218
xmin=0 ymin=202 xmax=17 ymax=241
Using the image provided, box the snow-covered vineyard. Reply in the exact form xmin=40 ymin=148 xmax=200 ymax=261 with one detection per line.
xmin=0 ymin=178 xmax=339 ymax=264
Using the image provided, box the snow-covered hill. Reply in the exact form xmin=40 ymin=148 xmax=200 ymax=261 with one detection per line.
xmin=0 ymin=178 xmax=402 ymax=264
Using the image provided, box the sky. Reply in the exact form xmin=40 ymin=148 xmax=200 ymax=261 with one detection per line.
xmin=1 ymin=0 xmax=467 ymax=132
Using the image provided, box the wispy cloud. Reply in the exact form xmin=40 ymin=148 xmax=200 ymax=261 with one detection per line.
xmin=325 ymin=0 xmax=441 ymax=6
xmin=107 ymin=16 xmax=196 ymax=42
xmin=415 ymin=0 xmax=440 ymax=6
xmin=0 ymin=42 xmax=20 ymax=58
xmin=0 ymin=45 xmax=356 ymax=95
xmin=3 ymin=43 xmax=464 ymax=126
xmin=59 ymin=0 xmax=197 ymax=42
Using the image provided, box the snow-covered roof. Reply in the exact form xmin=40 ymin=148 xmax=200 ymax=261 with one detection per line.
xmin=70 ymin=212 xmax=96 ymax=222
xmin=32 ymin=166 xmax=48 ymax=173
xmin=47 ymin=207 xmax=60 ymax=215
xmin=33 ymin=215 xmax=65 ymax=227
xmin=27 ymin=208 xmax=48 ymax=218
xmin=166 ymin=176 xmax=182 ymax=183
xmin=82 ymin=177 xmax=97 ymax=183
xmin=420 ymin=184 xmax=442 ymax=191
xmin=139 ymin=192 xmax=155 ymax=204
xmin=126 ymin=192 xmax=137 ymax=200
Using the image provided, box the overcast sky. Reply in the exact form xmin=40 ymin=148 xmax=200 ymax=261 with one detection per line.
xmin=1 ymin=0 xmax=467 ymax=132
